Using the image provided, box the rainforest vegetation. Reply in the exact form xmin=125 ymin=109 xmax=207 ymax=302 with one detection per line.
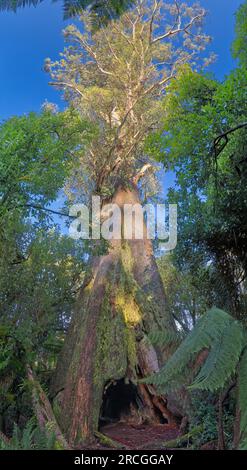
xmin=0 ymin=0 xmax=247 ymax=451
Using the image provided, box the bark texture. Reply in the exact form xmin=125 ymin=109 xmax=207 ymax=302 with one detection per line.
xmin=50 ymin=184 xmax=178 ymax=444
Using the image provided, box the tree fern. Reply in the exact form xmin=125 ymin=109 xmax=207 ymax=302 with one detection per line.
xmin=0 ymin=0 xmax=45 ymax=11
xmin=144 ymin=308 xmax=242 ymax=392
xmin=143 ymin=307 xmax=247 ymax=449
xmin=0 ymin=0 xmax=133 ymax=22
xmin=148 ymin=328 xmax=183 ymax=349
xmin=189 ymin=319 xmax=243 ymax=392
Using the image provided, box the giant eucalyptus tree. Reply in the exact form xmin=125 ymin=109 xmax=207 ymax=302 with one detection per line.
xmin=43 ymin=0 xmax=211 ymax=444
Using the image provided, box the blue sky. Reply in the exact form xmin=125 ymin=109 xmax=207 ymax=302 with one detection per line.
xmin=0 ymin=0 xmax=244 ymax=121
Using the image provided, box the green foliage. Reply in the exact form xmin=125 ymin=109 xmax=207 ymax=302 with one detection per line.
xmin=148 ymin=23 xmax=247 ymax=318
xmin=0 ymin=108 xmax=93 ymax=435
xmin=190 ymin=395 xmax=218 ymax=447
xmin=157 ymin=254 xmax=212 ymax=331
xmin=0 ymin=108 xmax=93 ymax=224
xmin=146 ymin=6 xmax=247 ymax=325
xmin=0 ymin=229 xmax=85 ymax=350
xmin=0 ymin=0 xmax=134 ymax=23
xmin=189 ymin=319 xmax=243 ymax=392
xmin=145 ymin=307 xmax=247 ymax=449
xmin=148 ymin=328 xmax=182 ymax=349
xmin=63 ymin=0 xmax=134 ymax=23
xmin=1 ymin=0 xmax=246 ymax=451
xmin=189 ymin=393 xmax=235 ymax=449
xmin=46 ymin=1 xmax=210 ymax=198
xmin=144 ymin=308 xmax=245 ymax=393
xmin=0 ymin=418 xmax=57 ymax=450
xmin=0 ymin=230 xmax=86 ymax=426
xmin=232 ymin=1 xmax=247 ymax=66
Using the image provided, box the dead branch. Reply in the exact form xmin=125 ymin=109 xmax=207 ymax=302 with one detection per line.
xmin=94 ymin=431 xmax=127 ymax=449
xmin=213 ymin=122 xmax=247 ymax=155
xmin=152 ymin=11 xmax=205 ymax=44
xmin=133 ymin=163 xmax=154 ymax=184
xmin=49 ymin=81 xmax=84 ymax=98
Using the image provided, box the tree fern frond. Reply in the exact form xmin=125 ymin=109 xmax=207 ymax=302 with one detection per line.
xmin=189 ymin=320 xmax=243 ymax=392
xmin=143 ymin=308 xmax=235 ymax=390
xmin=62 ymin=0 xmax=90 ymax=19
xmin=148 ymin=328 xmax=183 ymax=348
xmin=0 ymin=0 xmax=45 ymax=11
xmin=0 ymin=0 xmax=134 ymax=22
xmin=142 ymin=307 xmax=247 ymax=451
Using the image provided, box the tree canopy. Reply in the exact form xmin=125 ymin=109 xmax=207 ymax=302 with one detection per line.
xmin=45 ymin=0 xmax=210 ymax=199
xmin=146 ymin=28 xmax=247 ymax=318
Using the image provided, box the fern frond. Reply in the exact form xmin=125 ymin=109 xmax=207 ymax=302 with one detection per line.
xmin=0 ymin=418 xmax=57 ymax=450
xmin=0 ymin=0 xmax=134 ymax=23
xmin=143 ymin=308 xmax=232 ymax=387
xmin=0 ymin=1 xmax=45 ymax=11
xmin=11 ymin=423 xmax=22 ymax=449
xmin=143 ymin=308 xmax=244 ymax=394
xmin=189 ymin=320 xmax=243 ymax=392
xmin=148 ymin=328 xmax=182 ymax=348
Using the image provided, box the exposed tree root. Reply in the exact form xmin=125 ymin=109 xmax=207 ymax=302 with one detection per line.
xmin=161 ymin=425 xmax=204 ymax=449
xmin=94 ymin=431 xmax=127 ymax=449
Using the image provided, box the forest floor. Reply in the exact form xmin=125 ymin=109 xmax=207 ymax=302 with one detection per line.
xmin=84 ymin=423 xmax=180 ymax=450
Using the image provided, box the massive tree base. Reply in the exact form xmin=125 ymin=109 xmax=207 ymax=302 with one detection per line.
xmin=50 ymin=185 xmax=181 ymax=445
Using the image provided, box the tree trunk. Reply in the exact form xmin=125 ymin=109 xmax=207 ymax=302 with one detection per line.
xmin=50 ymin=184 xmax=178 ymax=445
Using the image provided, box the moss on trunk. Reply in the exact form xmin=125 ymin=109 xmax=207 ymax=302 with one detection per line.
xmin=50 ymin=185 xmax=178 ymax=445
